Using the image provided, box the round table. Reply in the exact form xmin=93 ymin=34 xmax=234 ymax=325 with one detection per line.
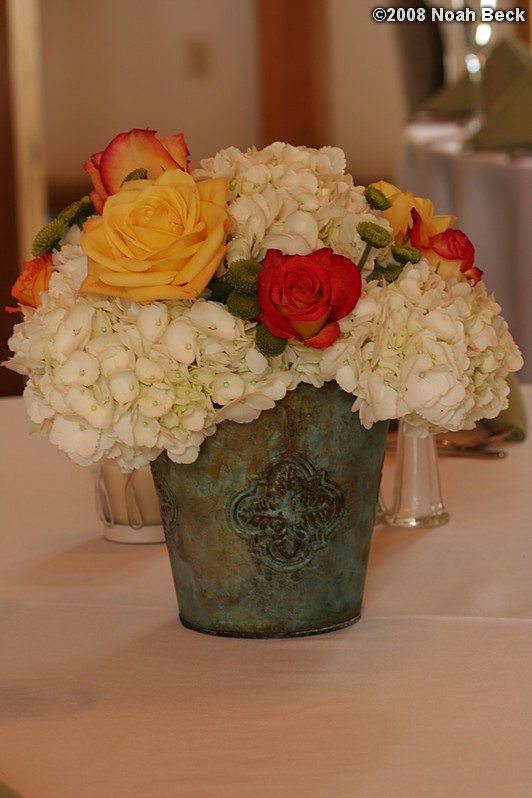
xmin=1 ymin=392 xmax=532 ymax=797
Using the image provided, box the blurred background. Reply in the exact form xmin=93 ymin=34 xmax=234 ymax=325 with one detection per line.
xmin=1 ymin=0 xmax=530 ymax=395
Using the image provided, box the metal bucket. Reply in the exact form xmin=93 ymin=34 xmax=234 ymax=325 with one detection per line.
xmin=151 ymin=382 xmax=388 ymax=637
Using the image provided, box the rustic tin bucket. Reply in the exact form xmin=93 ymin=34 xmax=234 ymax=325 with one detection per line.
xmin=150 ymin=382 xmax=388 ymax=638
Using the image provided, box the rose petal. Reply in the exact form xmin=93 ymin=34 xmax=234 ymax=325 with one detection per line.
xmin=304 ymin=321 xmax=341 ymax=349
xmin=98 ymin=129 xmax=188 ymax=194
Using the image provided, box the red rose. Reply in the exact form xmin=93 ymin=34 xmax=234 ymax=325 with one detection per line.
xmin=9 ymin=252 xmax=55 ymax=311
xmin=257 ymin=248 xmax=362 ymax=349
xmin=410 ymin=208 xmax=482 ymax=284
xmin=429 ymin=228 xmax=474 ymax=269
xmin=83 ymin=129 xmax=190 ymax=214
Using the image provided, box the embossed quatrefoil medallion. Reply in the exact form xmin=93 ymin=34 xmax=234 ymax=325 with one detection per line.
xmin=227 ymin=454 xmax=344 ymax=572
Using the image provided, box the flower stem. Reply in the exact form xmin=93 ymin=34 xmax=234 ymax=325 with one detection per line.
xmin=357 ymin=243 xmax=372 ymax=271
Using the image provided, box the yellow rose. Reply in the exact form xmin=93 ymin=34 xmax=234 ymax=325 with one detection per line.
xmin=371 ymin=180 xmax=455 ymax=244
xmin=80 ymin=169 xmax=229 ymax=302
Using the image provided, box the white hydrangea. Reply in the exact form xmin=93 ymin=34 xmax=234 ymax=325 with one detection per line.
xmin=3 ymin=144 xmax=523 ymax=469
xmin=194 ymin=141 xmax=388 ymax=274
xmin=5 ymin=247 xmax=307 ymax=469
xmin=320 ymin=262 xmax=523 ymax=435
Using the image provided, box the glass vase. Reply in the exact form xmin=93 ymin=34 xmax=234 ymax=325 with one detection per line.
xmin=384 ymin=420 xmax=450 ymax=528
xmin=456 ymin=0 xmax=501 ymax=135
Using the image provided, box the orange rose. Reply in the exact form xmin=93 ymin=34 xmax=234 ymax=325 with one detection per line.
xmin=409 ymin=209 xmax=482 ymax=284
xmin=371 ymin=180 xmax=455 ymax=244
xmin=84 ymin=129 xmax=190 ymax=213
xmin=9 ymin=252 xmax=55 ymax=310
xmin=372 ymin=181 xmax=482 ymax=285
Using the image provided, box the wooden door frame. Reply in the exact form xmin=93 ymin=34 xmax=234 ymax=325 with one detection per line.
xmin=256 ymin=0 xmax=330 ymax=148
xmin=0 ymin=0 xmax=47 ymax=395
xmin=6 ymin=0 xmax=46 ymax=260
xmin=257 ymin=0 xmax=530 ymax=150
xmin=517 ymin=0 xmax=531 ymax=45
xmin=0 ymin=0 xmax=23 ymax=394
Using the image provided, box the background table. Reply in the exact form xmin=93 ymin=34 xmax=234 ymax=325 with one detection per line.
xmin=1 ymin=392 xmax=531 ymax=797
xmin=396 ymin=121 xmax=532 ymax=383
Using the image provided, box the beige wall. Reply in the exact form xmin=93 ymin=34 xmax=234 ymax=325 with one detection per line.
xmin=40 ymin=0 xmax=412 ymax=193
xmin=40 ymin=0 xmax=261 ymax=185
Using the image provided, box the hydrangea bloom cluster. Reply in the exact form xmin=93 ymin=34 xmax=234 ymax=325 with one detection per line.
xmin=7 ymin=230 xmax=297 ymax=468
xmin=193 ymin=142 xmax=385 ymax=269
xmin=320 ymin=262 xmax=523 ymax=431
xmin=4 ymin=138 xmax=523 ymax=470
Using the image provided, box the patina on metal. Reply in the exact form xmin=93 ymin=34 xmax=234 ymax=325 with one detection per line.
xmin=228 ymin=453 xmax=344 ymax=572
xmin=150 ymin=382 xmax=388 ymax=638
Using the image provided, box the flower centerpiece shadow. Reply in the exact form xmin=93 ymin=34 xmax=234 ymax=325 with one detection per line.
xmin=4 ymin=130 xmax=522 ymax=637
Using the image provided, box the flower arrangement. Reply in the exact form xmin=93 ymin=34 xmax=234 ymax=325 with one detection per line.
xmin=4 ymin=129 xmax=523 ymax=471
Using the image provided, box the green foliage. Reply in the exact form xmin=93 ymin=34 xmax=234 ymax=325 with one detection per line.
xmin=121 ymin=168 xmax=149 ymax=185
xmin=31 ymin=218 xmax=69 ymax=257
xmin=58 ymin=195 xmax=95 ymax=228
xmin=391 ymin=245 xmax=422 ymax=265
xmin=356 ymin=221 xmax=393 ymax=249
xmin=226 ymin=289 xmax=260 ymax=320
xmin=364 ymin=185 xmax=392 ymax=211
xmin=370 ymin=261 xmax=405 ymax=283
xmin=31 ymin=195 xmax=95 ymax=257
xmin=207 ymin=279 xmax=232 ymax=303
xmin=255 ymin=324 xmax=288 ymax=357
xmin=227 ymin=259 xmax=263 ymax=293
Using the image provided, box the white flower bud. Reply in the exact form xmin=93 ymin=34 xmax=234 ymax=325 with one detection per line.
xmin=136 ymin=357 xmax=165 ymax=383
xmin=56 ymin=351 xmax=100 ymax=386
xmin=49 ymin=416 xmax=100 ymax=459
xmin=335 ymin=365 xmax=358 ymax=393
xmin=245 ymin=348 xmax=268 ymax=375
xmin=133 ymin=417 xmax=160 ymax=448
xmin=99 ymin=346 xmax=136 ymax=377
xmin=53 ymin=305 xmax=94 ymax=358
xmin=67 ymin=386 xmax=114 ymax=428
xmin=137 ymin=303 xmax=169 ymax=343
xmin=211 ymin=373 xmax=245 ymax=404
xmin=180 ymin=407 xmax=207 ymax=431
xmin=138 ymin=385 xmax=175 ymax=418
xmin=165 ymin=320 xmax=197 ymax=364
xmin=109 ymin=371 xmax=140 ymax=403
xmin=189 ymin=301 xmax=237 ymax=341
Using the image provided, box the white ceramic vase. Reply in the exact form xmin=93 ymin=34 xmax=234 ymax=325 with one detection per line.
xmin=93 ymin=460 xmax=165 ymax=544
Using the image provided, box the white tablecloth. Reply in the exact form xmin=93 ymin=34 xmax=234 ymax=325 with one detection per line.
xmin=1 ymin=394 xmax=532 ymax=798
xmin=396 ymin=121 xmax=532 ymax=383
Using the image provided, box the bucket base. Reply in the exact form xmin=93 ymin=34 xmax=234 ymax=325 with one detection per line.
xmin=179 ymin=613 xmax=361 ymax=639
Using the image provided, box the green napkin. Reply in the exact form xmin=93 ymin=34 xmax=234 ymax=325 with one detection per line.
xmin=466 ymin=66 xmax=532 ymax=150
xmin=0 ymin=783 xmax=25 ymax=798
xmin=421 ymin=36 xmax=532 ymax=119
xmin=483 ymin=372 xmax=528 ymax=441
